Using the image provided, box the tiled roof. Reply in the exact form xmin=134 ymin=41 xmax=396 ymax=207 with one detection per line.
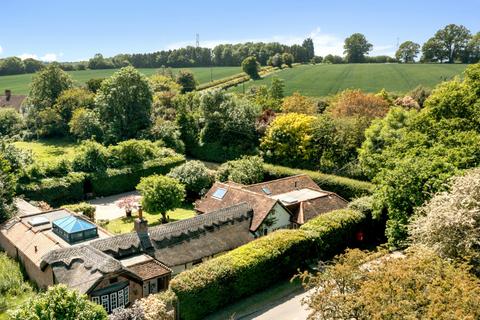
xmin=290 ymin=194 xmax=348 ymax=224
xmin=0 ymin=95 xmax=26 ymax=111
xmin=195 ymin=182 xmax=279 ymax=231
xmin=127 ymin=259 xmax=171 ymax=280
xmin=243 ymin=174 xmax=323 ymax=196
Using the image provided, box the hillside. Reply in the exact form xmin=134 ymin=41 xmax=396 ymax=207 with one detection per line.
xmin=231 ymin=63 xmax=468 ymax=96
xmin=0 ymin=66 xmax=241 ymax=95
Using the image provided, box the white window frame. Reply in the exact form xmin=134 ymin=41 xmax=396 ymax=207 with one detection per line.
xmin=124 ymin=286 xmax=129 ymax=304
xmin=118 ymin=289 xmax=124 ymax=308
xmin=101 ymin=295 xmax=109 ymax=312
xmin=91 ymin=296 xmax=100 ymax=305
xmin=110 ymin=292 xmax=117 ymax=311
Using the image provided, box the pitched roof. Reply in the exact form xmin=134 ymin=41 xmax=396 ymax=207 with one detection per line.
xmin=126 ymin=259 xmax=171 ymax=280
xmin=0 ymin=95 xmax=26 ymax=111
xmin=290 ymin=194 xmax=348 ymax=224
xmin=242 ymin=174 xmax=322 ymax=196
xmin=195 ymin=182 xmax=279 ymax=231
xmin=53 ymin=215 xmax=97 ymax=233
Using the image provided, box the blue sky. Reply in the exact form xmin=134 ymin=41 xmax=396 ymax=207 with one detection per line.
xmin=1 ymin=0 xmax=479 ymax=62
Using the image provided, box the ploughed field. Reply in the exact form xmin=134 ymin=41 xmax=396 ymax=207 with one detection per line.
xmin=230 ymin=63 xmax=468 ymax=96
xmin=0 ymin=66 xmax=242 ymax=94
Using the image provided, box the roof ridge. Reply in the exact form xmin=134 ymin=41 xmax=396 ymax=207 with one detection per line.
xmin=243 ymin=174 xmax=310 ymax=187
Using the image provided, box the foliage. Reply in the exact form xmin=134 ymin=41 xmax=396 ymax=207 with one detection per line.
xmin=53 ymin=88 xmax=95 ymax=134
xmin=167 ymin=160 xmax=213 ymax=196
xmin=241 ymin=56 xmax=260 ymax=79
xmin=69 ymin=108 xmax=103 ymax=141
xmin=170 ymin=208 xmax=367 ymax=320
xmin=35 ymin=108 xmax=64 ymax=137
xmin=409 ymin=169 xmax=480 ymax=269
xmin=0 ymin=108 xmax=24 ymax=137
xmin=175 ymin=70 xmax=197 ymax=93
xmin=328 ymin=89 xmax=390 ymax=120
xmin=408 ymin=85 xmax=431 ymax=108
xmin=422 ymin=24 xmax=472 ymax=63
xmin=395 ymin=40 xmax=420 ymax=63
xmin=301 ymin=248 xmax=480 ymax=320
xmin=62 ymin=202 xmax=96 ymax=221
xmin=150 ymin=119 xmax=185 ymax=154
xmin=0 ymin=156 xmax=15 ymax=223
xmin=108 ymin=140 xmax=161 ymax=168
xmin=393 ymin=95 xmax=420 ymax=110
xmin=96 ymin=66 xmax=153 ymax=143
xmin=86 ymin=78 xmax=105 ymax=93
xmin=343 ymin=33 xmax=373 ymax=63
xmin=138 ymin=294 xmax=172 ymax=320
xmin=137 ymin=175 xmax=185 ymax=222
xmin=0 ymin=57 xmax=25 ymax=75
xmin=10 ymin=284 xmax=107 ymax=320
xmin=216 ymin=156 xmax=264 ymax=185
xmin=0 ymin=253 xmax=32 ymax=312
xmin=282 ymin=52 xmax=294 ymax=67
xmin=263 ymin=163 xmax=373 ymax=200
xmin=72 ymin=140 xmax=109 ymax=173
xmin=281 ymin=92 xmax=316 ymax=114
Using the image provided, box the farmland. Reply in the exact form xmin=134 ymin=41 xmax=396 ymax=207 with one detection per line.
xmin=0 ymin=66 xmax=241 ymax=94
xmin=231 ymin=63 xmax=468 ymax=96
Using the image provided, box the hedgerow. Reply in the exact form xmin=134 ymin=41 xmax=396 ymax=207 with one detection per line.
xmin=263 ymin=163 xmax=373 ymax=200
xmin=170 ymin=208 xmax=369 ymax=320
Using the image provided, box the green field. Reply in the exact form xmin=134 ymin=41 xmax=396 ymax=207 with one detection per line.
xmin=231 ymin=64 xmax=468 ymax=96
xmin=0 ymin=67 xmax=242 ymax=95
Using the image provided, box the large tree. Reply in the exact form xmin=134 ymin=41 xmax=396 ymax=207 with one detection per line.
xmin=302 ymin=38 xmax=315 ymax=61
xmin=242 ymin=56 xmax=260 ymax=79
xmin=422 ymin=24 xmax=472 ymax=63
xmin=395 ymin=41 xmax=420 ymax=63
xmin=466 ymin=32 xmax=480 ymax=63
xmin=343 ymin=33 xmax=372 ymax=63
xmin=96 ymin=66 xmax=153 ymax=143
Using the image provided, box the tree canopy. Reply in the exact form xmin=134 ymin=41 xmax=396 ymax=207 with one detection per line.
xmin=343 ymin=33 xmax=372 ymax=63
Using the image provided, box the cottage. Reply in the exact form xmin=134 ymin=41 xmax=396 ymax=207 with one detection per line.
xmin=0 ymin=90 xmax=26 ymax=111
xmin=195 ymin=174 xmax=348 ymax=236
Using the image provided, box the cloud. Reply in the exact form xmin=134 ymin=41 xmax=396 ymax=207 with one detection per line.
xmin=17 ymin=52 xmax=62 ymax=62
xmin=370 ymin=44 xmax=395 ymax=57
xmin=0 ymin=45 xmax=3 ymax=54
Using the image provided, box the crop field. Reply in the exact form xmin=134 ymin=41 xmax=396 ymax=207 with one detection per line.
xmin=231 ymin=63 xmax=468 ymax=96
xmin=0 ymin=66 xmax=242 ymax=95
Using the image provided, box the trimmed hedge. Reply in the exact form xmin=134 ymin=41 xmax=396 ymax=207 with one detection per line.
xmin=263 ymin=163 xmax=374 ymax=200
xmin=17 ymin=172 xmax=86 ymax=207
xmin=170 ymin=209 xmax=368 ymax=320
xmin=90 ymin=156 xmax=185 ymax=196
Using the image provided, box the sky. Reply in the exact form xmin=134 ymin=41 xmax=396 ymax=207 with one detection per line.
xmin=1 ymin=0 xmax=479 ymax=62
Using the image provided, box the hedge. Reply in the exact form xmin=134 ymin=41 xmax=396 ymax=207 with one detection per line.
xmin=17 ymin=172 xmax=86 ymax=207
xmin=263 ymin=163 xmax=374 ymax=200
xmin=170 ymin=209 xmax=368 ymax=320
xmin=90 ymin=156 xmax=185 ymax=196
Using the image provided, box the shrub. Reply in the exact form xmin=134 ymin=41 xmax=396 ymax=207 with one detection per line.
xmin=0 ymin=156 xmax=16 ymax=223
xmin=150 ymin=119 xmax=185 ymax=154
xmin=171 ymin=208 xmax=368 ymax=320
xmin=328 ymin=89 xmax=390 ymax=120
xmin=54 ymin=88 xmax=95 ymax=129
xmin=0 ymin=108 xmax=24 ymax=137
xmin=281 ymin=92 xmax=316 ymax=114
xmin=241 ymin=56 xmax=260 ymax=79
xmin=263 ymin=163 xmax=373 ymax=200
xmin=216 ymin=156 xmax=264 ymax=185
xmin=175 ymin=70 xmax=196 ymax=93
xmin=108 ymin=140 xmax=160 ymax=168
xmin=0 ymin=253 xmax=32 ymax=311
xmin=348 ymin=196 xmax=374 ymax=215
xmin=72 ymin=140 xmax=109 ymax=173
xmin=63 ymin=202 xmax=96 ymax=221
xmin=69 ymin=108 xmax=103 ymax=141
xmin=167 ymin=160 xmax=213 ymax=196
xmin=86 ymin=78 xmax=105 ymax=93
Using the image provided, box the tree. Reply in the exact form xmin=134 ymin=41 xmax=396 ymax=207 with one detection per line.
xmin=302 ymin=38 xmax=315 ymax=61
xmin=137 ymin=175 xmax=185 ymax=223
xmin=241 ymin=56 xmax=260 ymax=79
xmin=54 ymin=88 xmax=95 ymax=133
xmin=175 ymin=69 xmax=196 ymax=93
xmin=395 ymin=41 xmax=420 ymax=63
xmin=72 ymin=140 xmax=109 ymax=173
xmin=301 ymin=248 xmax=480 ymax=320
xmin=22 ymin=58 xmax=43 ymax=73
xmin=167 ymin=160 xmax=213 ymax=196
xmin=269 ymin=77 xmax=285 ymax=101
xmin=281 ymin=92 xmax=316 ymax=114
xmin=409 ymin=169 xmax=480 ymax=269
xmin=96 ymin=66 xmax=153 ymax=143
xmin=0 ymin=57 xmax=25 ymax=75
xmin=150 ymin=118 xmax=185 ymax=153
xmin=87 ymin=53 xmax=114 ymax=69
xmin=0 ymin=108 xmax=24 ymax=137
xmin=282 ymin=53 xmax=294 ymax=67
xmin=0 ymin=156 xmax=15 ymax=223
xmin=216 ymin=156 xmax=264 ymax=185
xmin=422 ymin=24 xmax=472 ymax=63
xmin=466 ymin=32 xmax=480 ymax=63
xmin=10 ymin=284 xmax=107 ymax=320
xmin=85 ymin=78 xmax=105 ymax=93
xmin=328 ymin=89 xmax=390 ymax=120
xmin=69 ymin=108 xmax=103 ymax=141
xmin=269 ymin=53 xmax=283 ymax=68
xmin=343 ymin=33 xmax=372 ymax=63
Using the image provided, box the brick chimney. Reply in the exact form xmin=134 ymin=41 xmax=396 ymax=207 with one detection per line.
xmin=134 ymin=205 xmax=148 ymax=233
xmin=5 ymin=90 xmax=11 ymax=101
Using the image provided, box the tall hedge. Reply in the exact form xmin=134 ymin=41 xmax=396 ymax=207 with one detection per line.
xmin=90 ymin=156 xmax=184 ymax=196
xmin=16 ymin=172 xmax=86 ymax=207
xmin=170 ymin=209 xmax=368 ymax=320
xmin=263 ymin=163 xmax=373 ymax=200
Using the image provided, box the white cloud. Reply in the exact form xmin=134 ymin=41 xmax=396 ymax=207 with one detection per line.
xmin=17 ymin=52 xmax=62 ymax=62
xmin=370 ymin=44 xmax=395 ymax=57
xmin=0 ymin=45 xmax=3 ymax=54
xmin=18 ymin=53 xmax=38 ymax=60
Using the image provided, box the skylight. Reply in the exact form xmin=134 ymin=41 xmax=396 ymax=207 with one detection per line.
xmin=212 ymin=188 xmax=227 ymax=199
xmin=52 ymin=216 xmax=98 ymax=244
xmin=262 ymin=187 xmax=272 ymax=195
xmin=28 ymin=216 xmax=49 ymax=227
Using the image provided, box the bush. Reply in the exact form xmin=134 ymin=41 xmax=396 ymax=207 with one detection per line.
xmin=170 ymin=208 xmax=368 ymax=320
xmin=108 ymin=140 xmax=161 ymax=168
xmin=281 ymin=92 xmax=316 ymax=114
xmin=0 ymin=253 xmax=32 ymax=312
xmin=216 ymin=156 xmax=264 ymax=185
xmin=327 ymin=89 xmax=390 ymax=120
xmin=263 ymin=163 xmax=373 ymax=200
xmin=176 ymin=70 xmax=197 ymax=93
xmin=0 ymin=108 xmax=24 ymax=137
xmin=62 ymin=202 xmax=96 ymax=221
xmin=150 ymin=119 xmax=185 ymax=154
xmin=72 ymin=140 xmax=109 ymax=173
xmin=167 ymin=160 xmax=213 ymax=196
xmin=69 ymin=108 xmax=103 ymax=141
xmin=17 ymin=172 xmax=86 ymax=207
xmin=241 ymin=56 xmax=260 ymax=79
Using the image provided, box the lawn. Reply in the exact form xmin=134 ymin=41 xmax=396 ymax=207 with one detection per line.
xmin=230 ymin=63 xmax=468 ymax=96
xmin=13 ymin=138 xmax=79 ymax=165
xmin=101 ymin=204 xmax=196 ymax=234
xmin=0 ymin=67 xmax=242 ymax=95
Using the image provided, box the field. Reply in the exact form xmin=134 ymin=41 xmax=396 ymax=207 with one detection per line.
xmin=13 ymin=138 xmax=78 ymax=164
xmin=230 ymin=63 xmax=468 ymax=96
xmin=0 ymin=66 xmax=242 ymax=95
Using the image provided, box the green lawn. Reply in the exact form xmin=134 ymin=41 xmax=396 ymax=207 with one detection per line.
xmin=13 ymin=138 xmax=79 ymax=164
xmin=230 ymin=63 xmax=468 ymax=96
xmin=101 ymin=204 xmax=196 ymax=234
xmin=0 ymin=67 xmax=242 ymax=95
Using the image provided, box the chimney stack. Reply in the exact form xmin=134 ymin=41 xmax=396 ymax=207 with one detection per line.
xmin=5 ymin=90 xmax=11 ymax=101
xmin=138 ymin=205 xmax=143 ymax=220
xmin=134 ymin=205 xmax=148 ymax=233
